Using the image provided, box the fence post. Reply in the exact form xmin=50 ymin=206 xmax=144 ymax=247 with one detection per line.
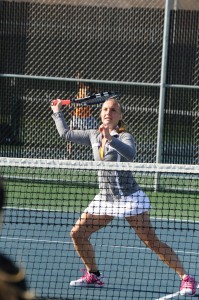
xmin=155 ymin=0 xmax=171 ymax=190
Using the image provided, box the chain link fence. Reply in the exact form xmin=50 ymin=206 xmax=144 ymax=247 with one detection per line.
xmin=0 ymin=0 xmax=199 ymax=163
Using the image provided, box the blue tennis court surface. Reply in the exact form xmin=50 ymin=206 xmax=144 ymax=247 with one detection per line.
xmin=1 ymin=208 xmax=199 ymax=299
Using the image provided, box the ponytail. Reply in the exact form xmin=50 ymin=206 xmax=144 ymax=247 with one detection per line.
xmin=117 ymin=120 xmax=127 ymax=133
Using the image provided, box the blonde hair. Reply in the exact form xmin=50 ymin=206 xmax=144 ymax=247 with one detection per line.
xmin=117 ymin=119 xmax=127 ymax=133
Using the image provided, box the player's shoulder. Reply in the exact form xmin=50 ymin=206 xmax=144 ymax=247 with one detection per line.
xmin=119 ymin=131 xmax=134 ymax=138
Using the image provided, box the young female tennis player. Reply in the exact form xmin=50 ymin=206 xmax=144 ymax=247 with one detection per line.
xmin=51 ymin=98 xmax=197 ymax=295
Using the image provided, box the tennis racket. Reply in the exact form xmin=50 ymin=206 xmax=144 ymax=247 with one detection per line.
xmin=50 ymin=92 xmax=118 ymax=106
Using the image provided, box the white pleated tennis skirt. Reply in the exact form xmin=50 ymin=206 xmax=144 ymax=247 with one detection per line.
xmin=84 ymin=190 xmax=151 ymax=218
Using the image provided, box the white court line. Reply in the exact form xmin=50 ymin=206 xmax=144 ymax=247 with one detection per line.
xmin=155 ymin=290 xmax=180 ymax=300
xmin=0 ymin=236 xmax=72 ymax=244
xmin=1 ymin=236 xmax=199 ymax=255
xmin=0 ymin=236 xmax=164 ymax=250
xmin=155 ymin=284 xmax=199 ymax=300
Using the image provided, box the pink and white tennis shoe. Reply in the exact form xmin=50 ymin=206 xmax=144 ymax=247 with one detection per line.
xmin=70 ymin=270 xmax=104 ymax=287
xmin=180 ymin=275 xmax=197 ymax=296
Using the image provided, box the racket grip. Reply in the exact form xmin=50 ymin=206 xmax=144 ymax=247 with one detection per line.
xmin=50 ymin=99 xmax=71 ymax=106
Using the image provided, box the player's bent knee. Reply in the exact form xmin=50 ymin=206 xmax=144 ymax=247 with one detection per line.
xmin=70 ymin=228 xmax=79 ymax=240
xmin=70 ymin=227 xmax=90 ymax=241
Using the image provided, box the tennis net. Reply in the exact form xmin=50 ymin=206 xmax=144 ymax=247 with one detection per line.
xmin=0 ymin=157 xmax=199 ymax=300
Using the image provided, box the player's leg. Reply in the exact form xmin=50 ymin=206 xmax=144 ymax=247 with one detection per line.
xmin=71 ymin=212 xmax=114 ymax=270
xmin=126 ymin=212 xmax=185 ymax=275
xmin=70 ymin=212 xmax=114 ymax=287
xmin=126 ymin=212 xmax=197 ymax=295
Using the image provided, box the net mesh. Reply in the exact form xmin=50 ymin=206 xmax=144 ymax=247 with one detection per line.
xmin=1 ymin=157 xmax=199 ymax=299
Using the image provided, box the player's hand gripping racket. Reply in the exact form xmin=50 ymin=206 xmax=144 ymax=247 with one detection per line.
xmin=50 ymin=92 xmax=118 ymax=106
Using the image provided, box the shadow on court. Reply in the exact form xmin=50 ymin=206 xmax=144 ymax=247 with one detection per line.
xmin=1 ymin=209 xmax=199 ymax=300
